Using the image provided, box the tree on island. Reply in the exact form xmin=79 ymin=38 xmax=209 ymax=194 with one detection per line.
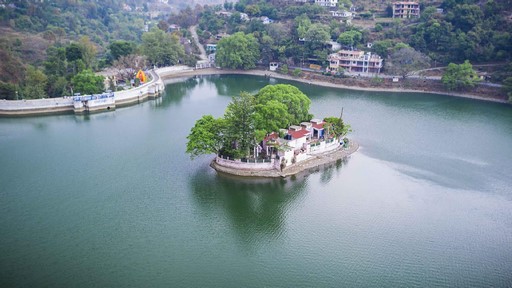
xmin=186 ymin=84 xmax=345 ymax=160
xmin=224 ymin=92 xmax=257 ymax=158
xmin=186 ymin=115 xmax=226 ymax=159
xmin=323 ymin=116 xmax=351 ymax=138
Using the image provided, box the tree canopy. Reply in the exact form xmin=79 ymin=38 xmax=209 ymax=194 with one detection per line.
xmin=71 ymin=69 xmax=105 ymax=95
xmin=186 ymin=84 xmax=313 ymax=159
xmin=23 ymin=65 xmax=48 ymax=99
xmin=186 ymin=115 xmax=226 ymax=159
xmin=215 ymin=32 xmax=260 ymax=70
xmin=323 ymin=116 xmax=350 ymax=138
xmin=141 ymin=28 xmax=185 ymax=67
xmin=442 ymin=60 xmax=480 ymax=91
xmin=254 ymin=84 xmax=312 ymax=125
xmin=385 ymin=47 xmax=430 ymax=79
xmin=108 ymin=40 xmax=136 ymax=62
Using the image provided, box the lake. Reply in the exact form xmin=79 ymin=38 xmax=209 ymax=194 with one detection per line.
xmin=1 ymin=74 xmax=511 ymax=287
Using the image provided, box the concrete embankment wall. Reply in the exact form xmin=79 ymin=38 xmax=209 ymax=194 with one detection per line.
xmin=215 ymin=156 xmax=278 ymax=171
xmin=0 ymin=69 xmax=166 ymax=117
xmin=154 ymin=66 xmax=194 ymax=79
xmin=0 ymin=97 xmax=75 ymax=116
xmin=114 ymin=70 xmax=165 ymax=107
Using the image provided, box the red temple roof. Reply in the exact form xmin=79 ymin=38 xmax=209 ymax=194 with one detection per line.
xmin=287 ymin=129 xmax=310 ymax=139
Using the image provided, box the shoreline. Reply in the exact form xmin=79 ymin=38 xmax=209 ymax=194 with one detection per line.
xmin=210 ymin=141 xmax=360 ymax=178
xmin=163 ymin=68 xmax=509 ymax=104
xmin=1 ymin=65 xmax=508 ymax=117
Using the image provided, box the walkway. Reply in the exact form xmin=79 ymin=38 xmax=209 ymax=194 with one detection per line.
xmin=189 ymin=25 xmax=207 ymax=61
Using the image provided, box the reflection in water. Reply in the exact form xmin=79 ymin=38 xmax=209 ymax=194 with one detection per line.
xmin=190 ymin=166 xmax=307 ymax=247
xmin=189 ymin=156 xmax=352 ymax=249
xmin=155 ymin=77 xmax=199 ymax=108
xmin=211 ymin=75 xmax=274 ymax=97
xmin=319 ymin=157 xmax=349 ymax=184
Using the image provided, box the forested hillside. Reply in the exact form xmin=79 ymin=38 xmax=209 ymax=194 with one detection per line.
xmin=0 ymin=0 xmax=189 ymax=99
xmin=167 ymin=0 xmax=512 ymax=97
xmin=1 ymin=0 xmax=512 ymax=100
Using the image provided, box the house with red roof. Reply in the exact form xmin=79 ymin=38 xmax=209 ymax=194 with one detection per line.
xmin=258 ymin=118 xmax=342 ymax=167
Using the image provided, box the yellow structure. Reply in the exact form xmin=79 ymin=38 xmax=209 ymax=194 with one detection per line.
xmin=135 ymin=70 xmax=147 ymax=83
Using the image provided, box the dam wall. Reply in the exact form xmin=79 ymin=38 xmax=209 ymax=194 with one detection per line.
xmin=0 ymin=69 xmax=166 ymax=117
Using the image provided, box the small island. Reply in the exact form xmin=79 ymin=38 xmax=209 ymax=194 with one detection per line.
xmin=186 ymin=84 xmax=358 ymax=177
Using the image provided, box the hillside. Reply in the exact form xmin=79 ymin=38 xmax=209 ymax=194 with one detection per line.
xmin=1 ymin=0 xmax=512 ymax=100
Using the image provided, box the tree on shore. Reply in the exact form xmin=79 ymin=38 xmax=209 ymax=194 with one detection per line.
xmin=215 ymin=32 xmax=260 ymax=70
xmin=22 ymin=65 xmax=48 ymax=99
xmin=442 ymin=60 xmax=480 ymax=91
xmin=71 ymin=69 xmax=105 ymax=95
xmin=108 ymin=40 xmax=136 ymax=62
xmin=385 ymin=47 xmax=430 ymax=79
xmin=141 ymin=28 xmax=185 ymax=67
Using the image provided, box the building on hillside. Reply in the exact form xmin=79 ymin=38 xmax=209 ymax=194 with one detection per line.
xmin=168 ymin=24 xmax=180 ymax=32
xmin=315 ymin=0 xmax=338 ymax=7
xmin=326 ymin=41 xmax=341 ymax=52
xmin=206 ymin=44 xmax=217 ymax=53
xmin=327 ymin=50 xmax=383 ymax=74
xmin=260 ymin=16 xmax=274 ymax=24
xmin=216 ymin=11 xmax=233 ymax=17
xmin=331 ymin=10 xmax=353 ymax=18
xmin=240 ymin=13 xmax=250 ymax=21
xmin=216 ymin=33 xmax=229 ymax=40
xmin=392 ymin=1 xmax=420 ymax=18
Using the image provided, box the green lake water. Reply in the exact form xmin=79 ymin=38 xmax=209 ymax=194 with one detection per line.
xmin=1 ymin=74 xmax=511 ymax=287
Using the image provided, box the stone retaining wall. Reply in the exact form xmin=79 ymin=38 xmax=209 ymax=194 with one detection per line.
xmin=215 ymin=156 xmax=278 ymax=171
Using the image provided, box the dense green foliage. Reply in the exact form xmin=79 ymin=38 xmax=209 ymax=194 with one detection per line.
xmin=23 ymin=65 xmax=47 ymax=99
xmin=71 ymin=69 xmax=105 ymax=95
xmin=323 ymin=116 xmax=351 ymax=138
xmin=186 ymin=115 xmax=226 ymax=159
xmin=215 ymin=32 xmax=260 ymax=69
xmin=108 ymin=41 xmax=136 ymax=62
xmin=0 ymin=0 xmax=190 ymax=99
xmin=224 ymin=92 xmax=257 ymax=157
xmin=0 ymin=0 xmax=146 ymax=43
xmin=141 ymin=28 xmax=185 ymax=67
xmin=409 ymin=0 xmax=512 ymax=64
xmin=442 ymin=60 xmax=480 ymax=91
xmin=254 ymin=84 xmax=312 ymax=126
xmin=186 ymin=84 xmax=313 ymax=159
xmin=1 ymin=0 xmax=511 ymax=101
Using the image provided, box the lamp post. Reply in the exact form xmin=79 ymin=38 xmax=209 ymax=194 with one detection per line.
xmin=15 ymin=91 xmax=18 ymax=100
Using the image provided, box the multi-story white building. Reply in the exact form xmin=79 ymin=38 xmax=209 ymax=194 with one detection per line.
xmin=315 ymin=0 xmax=338 ymax=7
xmin=392 ymin=1 xmax=420 ymax=18
xmin=328 ymin=50 xmax=383 ymax=74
